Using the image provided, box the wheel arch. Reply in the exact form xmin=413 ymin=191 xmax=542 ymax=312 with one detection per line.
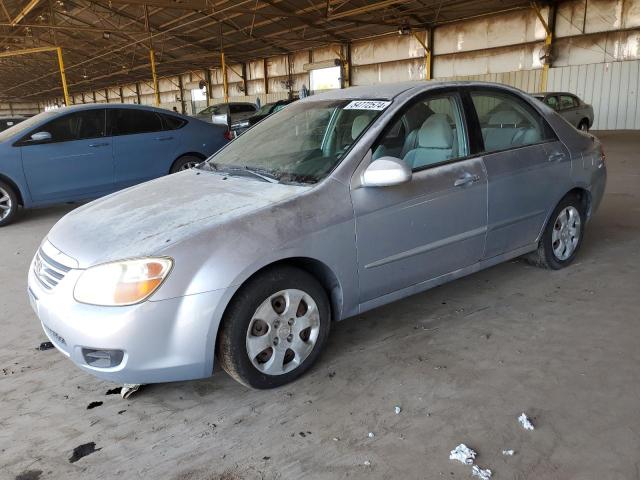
xmin=212 ymin=256 xmax=344 ymax=360
xmin=537 ymin=186 xmax=592 ymax=243
xmin=0 ymin=173 xmax=24 ymax=206
xmin=169 ymin=152 xmax=207 ymax=172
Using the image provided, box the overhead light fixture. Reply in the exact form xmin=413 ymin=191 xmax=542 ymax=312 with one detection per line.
xmin=103 ymin=31 xmax=111 ymax=40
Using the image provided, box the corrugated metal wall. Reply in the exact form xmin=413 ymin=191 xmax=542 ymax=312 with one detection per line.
xmin=548 ymin=60 xmax=640 ymax=129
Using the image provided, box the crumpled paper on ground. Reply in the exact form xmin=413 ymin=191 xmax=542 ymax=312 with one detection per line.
xmin=472 ymin=465 xmax=492 ymax=479
xmin=449 ymin=444 xmax=477 ymax=465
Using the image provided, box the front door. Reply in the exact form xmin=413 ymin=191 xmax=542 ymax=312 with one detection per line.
xmin=21 ymin=108 xmax=113 ymax=203
xmin=468 ymin=88 xmax=572 ymax=258
xmin=351 ymin=92 xmax=488 ymax=304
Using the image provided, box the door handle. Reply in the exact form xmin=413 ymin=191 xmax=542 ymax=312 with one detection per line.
xmin=154 ymin=136 xmax=174 ymax=141
xmin=89 ymin=142 xmax=109 ymax=148
xmin=454 ymin=173 xmax=480 ymax=187
xmin=548 ymin=152 xmax=566 ymax=162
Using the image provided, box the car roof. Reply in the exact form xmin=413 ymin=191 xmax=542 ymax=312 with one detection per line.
xmin=533 ymin=92 xmax=577 ymax=97
xmin=44 ymin=103 xmax=181 ymax=115
xmin=303 ymin=80 xmax=531 ymax=102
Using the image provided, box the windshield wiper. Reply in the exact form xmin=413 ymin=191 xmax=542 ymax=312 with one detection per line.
xmin=224 ymin=166 xmax=279 ymax=183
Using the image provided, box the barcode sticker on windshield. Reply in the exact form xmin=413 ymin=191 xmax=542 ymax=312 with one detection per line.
xmin=344 ymin=100 xmax=391 ymax=111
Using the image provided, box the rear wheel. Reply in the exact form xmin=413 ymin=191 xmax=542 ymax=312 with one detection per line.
xmin=170 ymin=155 xmax=202 ymax=173
xmin=217 ymin=266 xmax=331 ymax=389
xmin=525 ymin=194 xmax=585 ymax=269
xmin=578 ymin=119 xmax=589 ymax=131
xmin=0 ymin=180 xmax=18 ymax=227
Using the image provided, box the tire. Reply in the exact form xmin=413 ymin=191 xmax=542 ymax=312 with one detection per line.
xmin=0 ymin=180 xmax=19 ymax=227
xmin=170 ymin=155 xmax=202 ymax=173
xmin=217 ymin=266 xmax=331 ymax=389
xmin=525 ymin=194 xmax=585 ymax=270
xmin=578 ymin=119 xmax=589 ymax=131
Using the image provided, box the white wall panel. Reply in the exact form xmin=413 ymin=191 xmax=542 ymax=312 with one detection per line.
xmin=547 ymin=59 xmax=640 ymax=129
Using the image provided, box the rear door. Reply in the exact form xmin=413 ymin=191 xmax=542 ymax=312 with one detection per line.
xmin=21 ymin=108 xmax=113 ymax=202
xmin=558 ymin=94 xmax=581 ymax=127
xmin=468 ymin=88 xmax=571 ymax=259
xmin=109 ymin=108 xmax=179 ymax=189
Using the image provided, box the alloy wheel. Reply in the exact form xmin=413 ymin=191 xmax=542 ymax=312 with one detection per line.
xmin=0 ymin=186 xmax=12 ymax=221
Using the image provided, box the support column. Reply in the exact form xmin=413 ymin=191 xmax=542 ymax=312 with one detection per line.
xmin=413 ymin=30 xmax=432 ymax=81
xmin=178 ymin=74 xmax=185 ymax=114
xmin=135 ymin=82 xmax=142 ymax=104
xmin=56 ymin=47 xmax=70 ymax=106
xmin=150 ymin=49 xmax=160 ymax=106
xmin=533 ymin=2 xmax=556 ymax=91
xmin=221 ymin=51 xmax=229 ymax=103
xmin=263 ymin=58 xmax=269 ymax=94
xmin=205 ymin=69 xmax=213 ymax=106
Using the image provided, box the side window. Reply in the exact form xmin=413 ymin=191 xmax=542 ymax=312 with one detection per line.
xmin=110 ymin=109 xmax=163 ymax=135
xmin=471 ymin=91 xmax=555 ymax=153
xmin=37 ymin=109 xmax=105 ymax=143
xmin=559 ymin=95 xmax=577 ymax=109
xmin=373 ymin=93 xmax=468 ymax=171
xmin=161 ymin=114 xmax=187 ymax=130
xmin=230 ymin=104 xmax=256 ymax=114
xmin=545 ymin=96 xmax=559 ymax=110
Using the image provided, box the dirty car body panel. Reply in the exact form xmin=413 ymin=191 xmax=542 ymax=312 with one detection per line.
xmin=29 ymin=82 xmax=606 ymax=385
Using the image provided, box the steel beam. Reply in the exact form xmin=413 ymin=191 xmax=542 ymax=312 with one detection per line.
xmin=56 ymin=47 xmax=70 ymax=106
xmin=11 ymin=0 xmax=41 ymax=26
xmin=149 ymin=48 xmax=160 ymax=105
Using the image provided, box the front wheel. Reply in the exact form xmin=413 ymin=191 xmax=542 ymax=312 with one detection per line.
xmin=578 ymin=119 xmax=589 ymax=131
xmin=0 ymin=180 xmax=19 ymax=227
xmin=217 ymin=266 xmax=331 ymax=389
xmin=525 ymin=194 xmax=585 ymax=269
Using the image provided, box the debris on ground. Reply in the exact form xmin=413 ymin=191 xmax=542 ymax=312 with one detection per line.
xmin=37 ymin=342 xmax=54 ymax=351
xmin=502 ymin=449 xmax=515 ymax=456
xmin=449 ymin=444 xmax=476 ymax=465
xmin=117 ymin=410 xmax=126 ymax=415
xmin=105 ymin=387 xmax=122 ymax=395
xmin=518 ymin=413 xmax=535 ymax=431
xmin=368 ymin=432 xmax=375 ymax=438
xmin=363 ymin=460 xmax=371 ymax=466
xmin=86 ymin=401 xmax=103 ymax=410
xmin=15 ymin=470 xmax=43 ymax=480
xmin=68 ymin=442 xmax=101 ymax=463
xmin=332 ymin=437 xmax=339 ymax=441
xmin=471 ymin=465 xmax=492 ymax=479
xmin=394 ymin=405 xmax=402 ymax=414
xmin=120 ymin=384 xmax=142 ymax=399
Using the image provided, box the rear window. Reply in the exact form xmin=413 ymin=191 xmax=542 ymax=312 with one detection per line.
xmin=109 ymin=108 xmax=163 ymax=135
xmin=161 ymin=114 xmax=187 ymax=130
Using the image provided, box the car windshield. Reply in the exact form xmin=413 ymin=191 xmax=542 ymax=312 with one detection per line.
xmin=197 ymin=106 xmax=218 ymax=115
xmin=255 ymin=103 xmax=277 ymax=116
xmin=202 ymin=99 xmax=388 ymax=184
xmin=0 ymin=111 xmax=56 ymax=143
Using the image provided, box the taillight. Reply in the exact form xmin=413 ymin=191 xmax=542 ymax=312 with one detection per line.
xmin=224 ymin=130 xmax=233 ymax=141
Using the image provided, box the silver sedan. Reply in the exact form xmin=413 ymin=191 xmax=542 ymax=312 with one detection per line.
xmin=533 ymin=92 xmax=594 ymax=131
xmin=29 ymin=81 xmax=607 ymax=389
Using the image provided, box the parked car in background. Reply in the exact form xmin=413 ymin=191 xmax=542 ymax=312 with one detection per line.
xmin=230 ymin=99 xmax=296 ymax=137
xmin=533 ymin=92 xmax=593 ymax=130
xmin=0 ymin=116 xmax=25 ymax=132
xmin=29 ymin=82 xmax=606 ymax=390
xmin=0 ymin=103 xmax=227 ymax=226
xmin=195 ymin=102 xmax=258 ymax=127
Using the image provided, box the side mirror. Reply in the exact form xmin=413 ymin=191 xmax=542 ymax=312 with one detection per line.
xmin=361 ymin=156 xmax=412 ymax=187
xmin=30 ymin=131 xmax=52 ymax=143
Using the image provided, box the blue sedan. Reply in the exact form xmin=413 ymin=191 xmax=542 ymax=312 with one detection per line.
xmin=0 ymin=104 xmax=228 ymax=226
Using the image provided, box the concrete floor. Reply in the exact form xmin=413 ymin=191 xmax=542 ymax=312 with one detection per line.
xmin=1 ymin=131 xmax=639 ymax=480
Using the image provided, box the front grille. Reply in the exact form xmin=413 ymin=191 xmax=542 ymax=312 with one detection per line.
xmin=34 ymin=248 xmax=71 ymax=290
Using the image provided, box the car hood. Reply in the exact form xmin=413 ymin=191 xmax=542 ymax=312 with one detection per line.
xmin=47 ymin=170 xmax=311 ymax=268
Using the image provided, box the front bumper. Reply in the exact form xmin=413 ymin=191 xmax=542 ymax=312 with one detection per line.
xmin=28 ymin=253 xmax=229 ymax=385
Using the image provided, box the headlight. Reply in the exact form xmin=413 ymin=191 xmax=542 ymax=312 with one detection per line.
xmin=74 ymin=257 xmax=173 ymax=306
